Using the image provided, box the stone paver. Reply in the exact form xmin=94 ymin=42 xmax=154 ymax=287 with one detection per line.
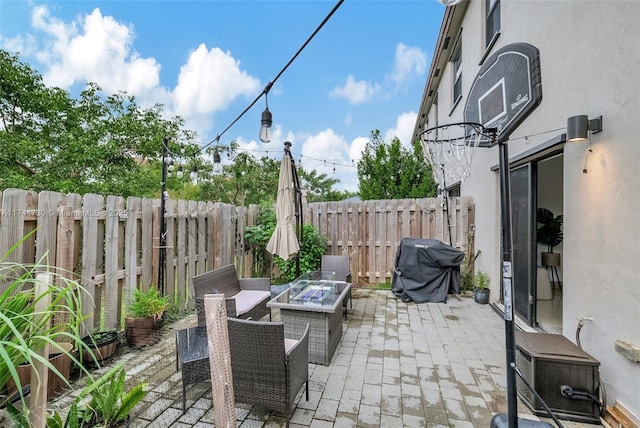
xmin=39 ymin=289 xmax=603 ymax=428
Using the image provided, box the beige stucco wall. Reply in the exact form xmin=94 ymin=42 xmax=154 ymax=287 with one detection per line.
xmin=429 ymin=0 xmax=640 ymax=416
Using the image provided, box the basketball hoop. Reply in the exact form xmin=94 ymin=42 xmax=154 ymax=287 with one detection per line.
xmin=418 ymin=122 xmax=496 ymax=189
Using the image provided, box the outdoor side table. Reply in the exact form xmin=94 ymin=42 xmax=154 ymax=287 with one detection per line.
xmin=175 ymin=326 xmax=209 ymax=411
xmin=267 ymin=271 xmax=350 ymax=365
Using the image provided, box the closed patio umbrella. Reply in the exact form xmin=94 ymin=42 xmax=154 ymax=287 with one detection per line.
xmin=266 ymin=145 xmax=300 ymax=261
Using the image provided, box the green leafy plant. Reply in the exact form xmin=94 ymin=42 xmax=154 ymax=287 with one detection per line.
xmin=274 ymin=223 xmax=327 ymax=282
xmin=0 ymin=235 xmax=94 ymax=414
xmin=128 ymin=286 xmax=169 ymax=320
xmin=44 ymin=364 xmax=148 ymax=428
xmin=537 ymin=208 xmax=563 ymax=253
xmin=244 ymin=202 xmax=278 ymax=278
xmin=460 ymin=268 xmax=475 ymax=292
xmin=245 ymin=203 xmax=328 ymax=282
xmin=474 ymin=271 xmax=490 ymax=290
xmin=162 ymin=293 xmax=192 ymax=324
xmin=459 ymin=246 xmax=480 ymax=293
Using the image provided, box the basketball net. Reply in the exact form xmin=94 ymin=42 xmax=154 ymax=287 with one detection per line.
xmin=419 ymin=122 xmax=485 ymax=189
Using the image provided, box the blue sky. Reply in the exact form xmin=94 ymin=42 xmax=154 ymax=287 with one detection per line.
xmin=0 ymin=0 xmax=445 ymax=192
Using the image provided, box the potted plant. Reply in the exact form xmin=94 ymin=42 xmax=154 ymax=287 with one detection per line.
xmin=80 ymin=329 xmax=120 ymax=367
xmin=537 ymin=207 xmax=563 ymax=266
xmin=41 ymin=363 xmax=148 ymax=428
xmin=473 ymin=271 xmax=491 ymax=304
xmin=125 ymin=287 xmax=168 ymax=348
xmin=1 ymin=242 xmax=94 ymax=410
xmin=6 ymin=342 xmax=74 ymax=400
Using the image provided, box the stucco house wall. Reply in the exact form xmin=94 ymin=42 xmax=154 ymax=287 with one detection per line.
xmin=415 ymin=0 xmax=639 ymax=418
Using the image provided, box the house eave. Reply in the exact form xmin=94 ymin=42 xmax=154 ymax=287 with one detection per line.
xmin=412 ymin=2 xmax=468 ymax=144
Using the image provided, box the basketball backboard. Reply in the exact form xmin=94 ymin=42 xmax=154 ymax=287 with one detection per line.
xmin=464 ymin=43 xmax=542 ymax=146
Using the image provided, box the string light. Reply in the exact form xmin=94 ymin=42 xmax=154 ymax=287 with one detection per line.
xmin=191 ymin=0 xmax=345 ymax=157
xmin=193 ymin=125 xmax=572 ymax=177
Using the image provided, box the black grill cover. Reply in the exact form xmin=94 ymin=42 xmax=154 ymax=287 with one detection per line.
xmin=391 ymin=238 xmax=465 ymax=303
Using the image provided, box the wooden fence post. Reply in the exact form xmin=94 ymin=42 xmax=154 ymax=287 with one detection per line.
xmin=204 ymin=294 xmax=237 ymax=428
xmin=29 ymin=273 xmax=52 ymax=428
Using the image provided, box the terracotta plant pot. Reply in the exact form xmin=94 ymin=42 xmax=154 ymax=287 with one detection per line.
xmin=80 ymin=330 xmax=119 ymax=367
xmin=7 ymin=342 xmax=73 ymax=399
xmin=125 ymin=315 xmax=163 ymax=347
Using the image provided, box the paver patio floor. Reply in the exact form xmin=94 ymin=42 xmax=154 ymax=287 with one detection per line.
xmin=44 ymin=289 xmax=603 ymax=428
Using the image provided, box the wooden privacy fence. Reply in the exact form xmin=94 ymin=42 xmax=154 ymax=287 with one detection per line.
xmin=0 ymin=188 xmax=258 ymax=336
xmin=306 ymin=196 xmax=475 ymax=284
xmin=0 ymin=188 xmax=474 ymax=333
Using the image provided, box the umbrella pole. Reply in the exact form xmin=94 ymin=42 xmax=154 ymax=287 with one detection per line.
xmin=289 ymin=146 xmax=303 ymax=279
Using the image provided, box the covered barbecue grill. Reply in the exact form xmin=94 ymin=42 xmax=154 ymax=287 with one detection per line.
xmin=391 ymin=238 xmax=465 ymax=303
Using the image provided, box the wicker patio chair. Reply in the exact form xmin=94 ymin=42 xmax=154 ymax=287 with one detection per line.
xmin=226 ymin=317 xmax=310 ymax=424
xmin=321 ymin=255 xmax=352 ymax=317
xmin=193 ymin=264 xmax=271 ymax=326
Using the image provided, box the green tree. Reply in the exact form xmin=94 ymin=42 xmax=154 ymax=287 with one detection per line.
xmin=298 ymin=168 xmax=356 ymax=203
xmin=0 ymin=49 xmax=198 ymax=197
xmin=357 ymin=130 xmax=436 ymax=200
xmin=244 ymin=203 xmax=327 ymax=281
xmin=193 ymin=151 xmax=278 ymax=206
xmin=197 ymin=150 xmax=355 ymax=205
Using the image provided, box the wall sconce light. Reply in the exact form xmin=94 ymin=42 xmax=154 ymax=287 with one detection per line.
xmin=566 ymin=115 xmax=603 ymax=142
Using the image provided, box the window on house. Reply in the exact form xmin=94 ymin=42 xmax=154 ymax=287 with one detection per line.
xmin=452 ymin=46 xmax=462 ymax=104
xmin=486 ymin=0 xmax=500 ymax=47
xmin=433 ymin=93 xmax=438 ymax=127
xmin=448 ymin=185 xmax=461 ymax=197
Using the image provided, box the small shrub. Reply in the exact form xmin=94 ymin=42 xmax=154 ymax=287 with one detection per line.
xmin=128 ymin=286 xmax=169 ymax=319
xmin=474 ymin=271 xmax=490 ymax=290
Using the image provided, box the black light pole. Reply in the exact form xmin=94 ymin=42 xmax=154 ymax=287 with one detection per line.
xmin=159 ymin=136 xmax=169 ymax=295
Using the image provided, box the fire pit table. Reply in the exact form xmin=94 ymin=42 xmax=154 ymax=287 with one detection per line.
xmin=267 ymin=271 xmax=351 ymax=365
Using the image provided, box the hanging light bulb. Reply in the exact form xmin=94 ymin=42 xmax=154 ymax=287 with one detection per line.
xmin=190 ymin=165 xmax=198 ymax=182
xmin=213 ymin=151 xmax=222 ymax=175
xmin=259 ymin=88 xmax=273 ymax=144
xmin=176 ymin=165 xmax=183 ymax=178
xmin=259 ymin=107 xmax=272 ymax=144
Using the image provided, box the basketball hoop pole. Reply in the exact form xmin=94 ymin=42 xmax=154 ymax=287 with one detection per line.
xmin=491 ymin=138 xmax=557 ymax=428
xmin=498 ymin=138 xmax=519 ymax=427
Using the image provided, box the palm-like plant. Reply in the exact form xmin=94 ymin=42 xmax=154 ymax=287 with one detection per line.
xmin=537 ymin=208 xmax=563 ymax=253
xmin=44 ymin=364 xmax=148 ymax=428
xmin=0 ymin=236 xmax=93 ymax=416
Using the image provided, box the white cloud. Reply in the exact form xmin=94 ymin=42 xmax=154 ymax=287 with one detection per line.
xmin=16 ymin=5 xmax=263 ymax=142
xmin=329 ymin=44 xmax=425 ymax=106
xmin=384 ymin=111 xmax=418 ymax=147
xmin=0 ymin=34 xmax=37 ymax=56
xmin=349 ymin=136 xmax=369 ymax=164
xmin=329 ymin=75 xmax=381 ymax=105
xmin=173 ymin=44 xmax=260 ymax=118
xmin=32 ymin=6 xmax=161 ymax=95
xmin=344 ymin=112 xmax=352 ymax=127
xmin=299 ymin=128 xmax=348 ymax=175
xmin=387 ymin=43 xmax=427 ymax=87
